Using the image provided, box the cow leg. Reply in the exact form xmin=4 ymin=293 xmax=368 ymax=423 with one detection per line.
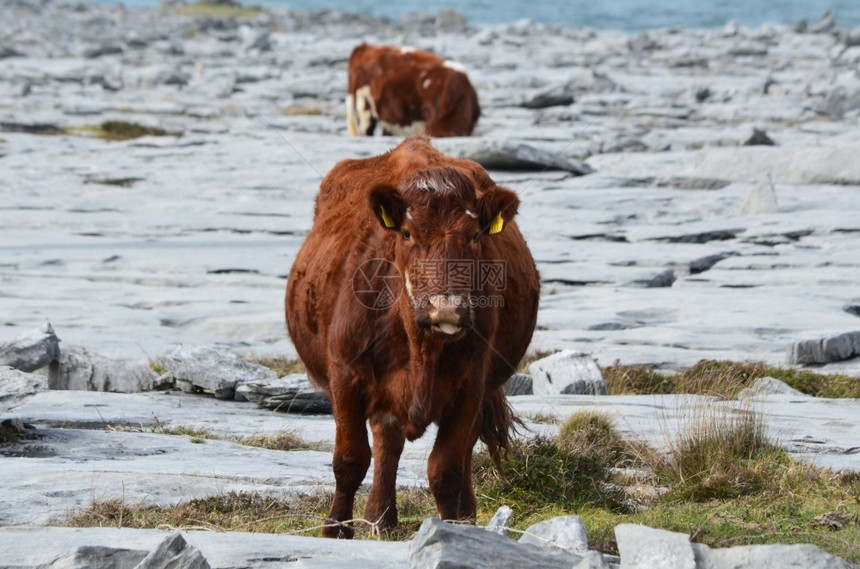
xmin=427 ymin=388 xmax=482 ymax=523
xmin=456 ymin=416 xmax=482 ymax=520
xmin=325 ymin=387 xmax=371 ymax=539
xmin=364 ymin=417 xmax=405 ymax=531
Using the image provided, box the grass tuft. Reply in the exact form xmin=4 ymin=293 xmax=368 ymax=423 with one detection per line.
xmin=601 ymin=359 xmax=860 ymax=399
xmin=246 ymin=356 xmax=307 ymax=377
xmin=67 ymin=121 xmax=182 ymax=141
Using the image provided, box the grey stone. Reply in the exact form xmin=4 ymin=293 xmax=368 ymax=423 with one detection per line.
xmin=738 ymin=175 xmax=778 ymax=215
xmin=692 ymin=542 xmax=854 ymax=569
xmin=435 ymin=9 xmax=468 ymax=32
xmin=235 ymin=373 xmax=332 ymax=414
xmin=486 ymin=505 xmax=514 ymax=536
xmin=0 ymin=323 xmax=60 ymax=373
xmin=134 ymin=532 xmax=210 ymax=569
xmin=787 ymin=331 xmax=860 ymax=365
xmin=156 ymin=345 xmax=277 ymax=399
xmin=629 ymin=269 xmax=676 ymax=288
xmin=0 ymin=367 xmax=47 ymax=414
xmin=529 ymin=351 xmax=607 ymax=396
xmin=436 ymin=140 xmax=593 ymax=175
xmin=409 ymin=518 xmax=582 ymax=569
xmin=504 ymin=373 xmax=533 ymax=396
xmin=574 ymin=551 xmax=612 ymax=569
xmin=743 ymin=128 xmax=774 ymax=146
xmin=520 ymin=84 xmax=575 ymax=109
xmin=519 ymin=515 xmax=588 ymax=554
xmin=738 ymin=376 xmax=808 ymax=399
xmin=41 ymin=545 xmax=148 ymax=569
xmin=50 ymin=347 xmax=159 ymax=393
xmin=808 ymin=10 xmax=836 ymax=34
xmin=615 ymin=524 xmax=696 ymax=569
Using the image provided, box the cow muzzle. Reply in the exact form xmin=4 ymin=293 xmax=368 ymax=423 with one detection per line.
xmin=424 ymin=293 xmax=471 ymax=336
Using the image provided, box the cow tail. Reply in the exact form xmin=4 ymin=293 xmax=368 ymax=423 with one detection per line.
xmin=479 ymin=387 xmax=524 ymax=470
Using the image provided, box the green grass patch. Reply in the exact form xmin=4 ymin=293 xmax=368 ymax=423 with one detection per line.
xmin=602 ymin=359 xmax=860 ymax=399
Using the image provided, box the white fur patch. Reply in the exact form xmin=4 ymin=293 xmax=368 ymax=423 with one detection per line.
xmin=443 ymin=60 xmax=467 ymax=73
xmin=405 ymin=271 xmax=416 ymax=304
xmin=378 ymin=119 xmax=426 ymax=137
xmin=346 ymin=94 xmax=358 ymax=137
xmin=354 ymin=85 xmax=375 ymax=135
xmin=422 ymin=78 xmax=432 ymax=89
xmin=399 ymin=46 xmax=417 ymax=54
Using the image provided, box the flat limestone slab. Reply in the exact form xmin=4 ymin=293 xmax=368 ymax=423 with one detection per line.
xmin=0 ymin=526 xmax=409 ymax=569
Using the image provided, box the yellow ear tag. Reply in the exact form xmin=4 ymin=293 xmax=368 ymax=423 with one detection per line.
xmin=488 ymin=211 xmax=504 ymax=235
xmin=380 ymin=205 xmax=395 ymax=228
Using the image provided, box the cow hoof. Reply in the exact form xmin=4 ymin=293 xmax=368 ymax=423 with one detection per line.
xmin=322 ymin=521 xmax=354 ymax=539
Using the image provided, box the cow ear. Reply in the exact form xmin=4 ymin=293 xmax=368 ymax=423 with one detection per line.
xmin=478 ymin=186 xmax=519 ymax=236
xmin=369 ymin=185 xmax=407 ymax=230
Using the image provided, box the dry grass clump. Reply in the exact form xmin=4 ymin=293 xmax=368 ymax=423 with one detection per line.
xmin=235 ymin=430 xmax=324 ymax=452
xmin=69 ymin=121 xmax=183 ymax=141
xmin=65 ymin=491 xmax=333 ymax=534
xmin=66 ymin=488 xmax=436 ymax=540
xmin=556 ymin=410 xmax=627 ymax=467
xmin=246 ymin=356 xmax=307 ymax=377
xmin=653 ymin=400 xmax=775 ymax=501
xmin=601 ymin=359 xmax=860 ymax=399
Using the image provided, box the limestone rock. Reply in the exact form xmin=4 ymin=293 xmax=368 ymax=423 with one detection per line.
xmin=156 ymin=345 xmax=277 ymax=399
xmin=615 ymin=524 xmax=696 ymax=569
xmin=486 ymin=505 xmax=514 ymax=536
xmin=504 ymin=373 xmax=533 ymax=396
xmin=575 ymin=551 xmax=612 ymax=569
xmin=235 ymin=373 xmax=332 ymax=414
xmin=528 ymin=351 xmax=607 ymax=396
xmin=134 ymin=533 xmax=210 ymax=569
xmin=692 ymin=541 xmax=854 ymax=569
xmin=520 ymin=83 xmax=575 ymax=109
xmin=738 ymin=376 xmax=808 ymax=399
xmin=738 ymin=175 xmax=778 ymax=215
xmin=787 ymin=331 xmax=860 ymax=365
xmin=0 ymin=367 xmax=47 ymax=414
xmin=409 ymin=518 xmax=582 ymax=569
xmin=41 ymin=545 xmax=148 ymax=569
xmin=0 ymin=323 xmax=60 ymax=373
xmin=50 ymin=347 xmax=159 ymax=393
xmin=742 ymin=128 xmax=774 ymax=146
xmin=435 ymin=140 xmax=593 ymax=175
xmin=519 ymin=515 xmax=588 ymax=554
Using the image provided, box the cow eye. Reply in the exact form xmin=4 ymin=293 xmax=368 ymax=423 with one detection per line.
xmin=472 ymin=232 xmax=481 ymax=243
xmin=402 ymin=230 xmax=411 ymax=240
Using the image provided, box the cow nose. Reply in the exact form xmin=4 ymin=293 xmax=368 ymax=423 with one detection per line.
xmin=427 ymin=294 xmax=470 ymax=335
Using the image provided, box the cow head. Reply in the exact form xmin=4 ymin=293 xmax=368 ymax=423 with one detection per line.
xmin=369 ymin=167 xmax=519 ymax=341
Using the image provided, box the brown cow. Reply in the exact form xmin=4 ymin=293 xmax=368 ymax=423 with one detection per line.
xmin=346 ymin=43 xmax=481 ymax=138
xmin=285 ymin=135 xmax=539 ymax=537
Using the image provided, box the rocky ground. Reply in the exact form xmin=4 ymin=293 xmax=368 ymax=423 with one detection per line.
xmin=1 ymin=1 xmax=859 ymax=567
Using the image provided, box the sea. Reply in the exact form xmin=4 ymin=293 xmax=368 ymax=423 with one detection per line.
xmin=80 ymin=0 xmax=860 ymax=32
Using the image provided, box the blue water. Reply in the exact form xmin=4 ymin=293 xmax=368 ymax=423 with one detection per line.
xmin=84 ymin=0 xmax=860 ymax=32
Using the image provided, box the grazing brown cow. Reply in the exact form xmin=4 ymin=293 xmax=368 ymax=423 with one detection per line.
xmin=285 ymin=135 xmax=539 ymax=538
xmin=346 ymin=43 xmax=481 ymax=138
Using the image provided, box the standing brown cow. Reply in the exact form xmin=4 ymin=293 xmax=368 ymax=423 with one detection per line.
xmin=346 ymin=43 xmax=481 ymax=137
xmin=285 ymin=135 xmax=539 ymax=537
